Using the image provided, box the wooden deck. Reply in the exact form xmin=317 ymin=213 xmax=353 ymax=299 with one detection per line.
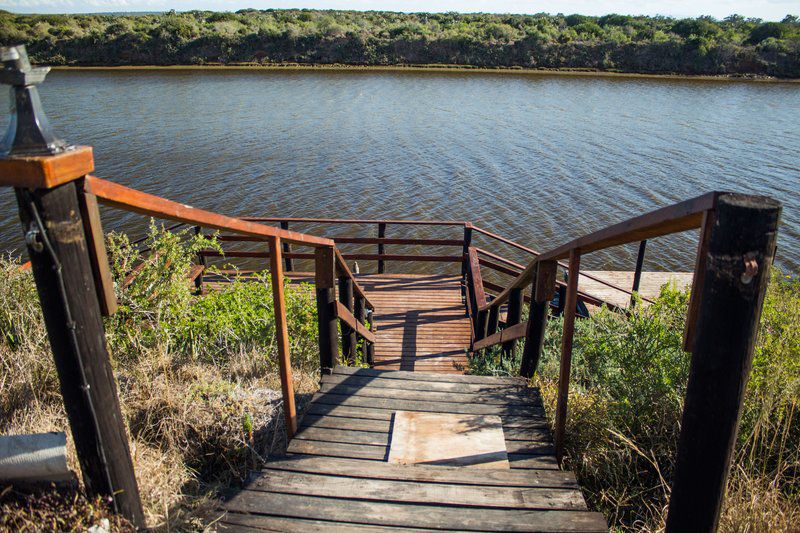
xmin=579 ymin=271 xmax=693 ymax=309
xmin=355 ymin=273 xmax=472 ymax=374
xmin=219 ymin=366 xmax=606 ymax=532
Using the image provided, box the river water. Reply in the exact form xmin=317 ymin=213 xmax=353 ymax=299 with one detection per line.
xmin=1 ymin=69 xmax=798 ymax=273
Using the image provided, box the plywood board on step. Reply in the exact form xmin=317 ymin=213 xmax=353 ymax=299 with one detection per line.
xmin=388 ymin=411 xmax=510 ymax=468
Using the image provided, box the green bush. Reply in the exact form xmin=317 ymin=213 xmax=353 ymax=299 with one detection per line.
xmin=0 ymin=10 xmax=798 ymax=76
xmin=468 ymin=273 xmax=800 ymax=529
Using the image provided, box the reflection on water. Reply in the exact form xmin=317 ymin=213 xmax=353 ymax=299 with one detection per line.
xmin=0 ymin=69 xmax=798 ymax=273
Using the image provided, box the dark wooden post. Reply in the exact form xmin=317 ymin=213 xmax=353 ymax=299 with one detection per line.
xmin=665 ymin=194 xmax=780 ymax=533
xmin=315 ymin=247 xmax=338 ymax=372
xmin=556 ymin=283 xmax=567 ymax=316
xmin=486 ymin=304 xmax=499 ymax=339
xmin=461 ymin=224 xmax=473 ymax=278
xmin=194 ymin=225 xmax=206 ymax=290
xmin=268 ymin=236 xmax=297 ymax=438
xmin=0 ymin=46 xmax=145 ymax=528
xmin=377 ymin=222 xmax=386 ymax=274
xmin=354 ymin=295 xmax=366 ymax=363
xmin=339 ymin=275 xmax=356 ymax=364
xmin=366 ymin=307 xmax=376 ymax=366
xmin=554 ymin=249 xmax=580 ymax=463
xmin=280 ymin=221 xmax=293 ymax=272
xmin=502 ymin=287 xmax=524 ymax=354
xmin=630 ymin=239 xmax=646 ymax=307
xmin=520 ymin=261 xmax=556 ymax=379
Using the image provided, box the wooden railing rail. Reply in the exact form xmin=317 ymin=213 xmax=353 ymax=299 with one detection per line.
xmin=470 ymin=224 xmax=651 ymax=307
xmin=243 ymin=216 xmax=467 ymax=226
xmin=480 ymin=193 xmax=719 ymax=313
xmin=83 ymin=176 xmax=333 ymax=249
xmin=80 ymin=175 xmax=380 ymax=432
xmin=465 ymin=247 xmax=488 ymax=343
xmin=466 ymin=191 xmax=781 ymax=533
xmin=216 ymin=216 xmax=643 ymax=314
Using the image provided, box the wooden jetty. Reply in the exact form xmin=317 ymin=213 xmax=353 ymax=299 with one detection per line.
xmin=0 ymin=46 xmax=782 ymax=532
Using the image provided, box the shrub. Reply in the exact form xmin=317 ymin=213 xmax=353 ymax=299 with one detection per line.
xmin=0 ymin=223 xmax=324 ymax=528
xmin=469 ymin=273 xmax=800 ymax=530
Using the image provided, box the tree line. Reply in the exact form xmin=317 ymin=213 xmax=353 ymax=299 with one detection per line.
xmin=1 ymin=9 xmax=799 ymax=77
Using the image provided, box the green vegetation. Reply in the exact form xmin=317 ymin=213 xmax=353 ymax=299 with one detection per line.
xmin=0 ymin=224 xmax=323 ymax=529
xmin=1 ymin=9 xmax=799 ymax=77
xmin=470 ymin=276 xmax=800 ymax=530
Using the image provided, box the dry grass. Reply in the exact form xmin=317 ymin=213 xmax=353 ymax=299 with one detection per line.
xmin=0 ymin=253 xmax=322 ymax=530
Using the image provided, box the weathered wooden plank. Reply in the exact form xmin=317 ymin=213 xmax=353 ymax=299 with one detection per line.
xmin=505 ymin=441 xmax=555 ymax=455
xmin=247 ymin=470 xmax=587 ymax=511
xmin=300 ymin=414 xmax=392 ymax=433
xmin=287 ymin=439 xmax=387 ymax=460
xmin=294 ymin=426 xmax=389 ymax=446
xmin=311 ymin=392 xmax=539 ymax=416
xmin=223 ymin=492 xmax=607 ymax=532
xmin=220 ymin=512 xmax=423 ymax=532
xmin=264 ymin=455 xmax=578 ymax=488
xmin=303 ymin=403 xmax=546 ymax=428
xmin=508 ymin=454 xmax=560 ymax=469
xmin=317 ymin=382 xmax=535 ymax=406
xmin=331 ymin=366 xmax=526 ymax=386
xmin=320 ymin=373 xmax=533 ymax=395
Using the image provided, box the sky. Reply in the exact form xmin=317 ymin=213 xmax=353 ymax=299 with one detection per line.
xmin=0 ymin=0 xmax=796 ymax=20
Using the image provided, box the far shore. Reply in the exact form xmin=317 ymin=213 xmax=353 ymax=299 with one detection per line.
xmin=51 ymin=62 xmax=800 ymax=83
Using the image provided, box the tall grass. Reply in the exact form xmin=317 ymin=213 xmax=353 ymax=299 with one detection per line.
xmin=0 ymin=223 xmax=323 ymax=530
xmin=469 ymin=275 xmax=800 ymax=531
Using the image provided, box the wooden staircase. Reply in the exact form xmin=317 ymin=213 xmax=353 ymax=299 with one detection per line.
xmin=220 ymin=366 xmax=607 ymax=532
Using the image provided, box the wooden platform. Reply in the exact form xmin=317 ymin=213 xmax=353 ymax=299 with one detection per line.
xmin=580 ymin=270 xmax=693 ymax=309
xmin=355 ymin=273 xmax=472 ymax=374
xmin=219 ymin=366 xmax=607 ymax=532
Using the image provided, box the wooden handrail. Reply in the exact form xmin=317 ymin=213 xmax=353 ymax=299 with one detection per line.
xmin=83 ymin=176 xmax=334 ymax=248
xmin=81 ymin=175 xmax=383 ymax=438
xmin=481 ymin=192 xmax=719 ymax=312
xmin=333 ymin=248 xmax=374 ymax=310
xmin=471 ymin=227 xmax=652 ymax=307
xmin=244 ymin=216 xmax=467 ymax=227
xmin=212 ymin=214 xmax=642 ymax=312
xmin=218 ymin=234 xmax=464 ymax=246
xmin=538 ymin=193 xmax=719 ymax=262
xmin=472 ymin=321 xmax=528 ymax=351
xmin=335 ymin=301 xmax=377 ymax=344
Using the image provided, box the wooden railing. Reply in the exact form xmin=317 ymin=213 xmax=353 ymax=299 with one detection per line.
xmin=81 ymin=175 xmax=379 ymax=436
xmin=466 ymin=191 xmax=782 ymax=532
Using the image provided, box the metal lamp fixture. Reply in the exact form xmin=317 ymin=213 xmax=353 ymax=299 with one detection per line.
xmin=0 ymin=44 xmax=70 ymax=157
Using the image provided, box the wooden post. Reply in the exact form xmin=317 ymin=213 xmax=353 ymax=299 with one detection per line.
xmin=377 ymin=222 xmax=386 ymax=274
xmin=339 ymin=275 xmax=356 ymax=364
xmin=486 ymin=305 xmax=499 ymax=339
xmin=2 ymin=151 xmax=145 ymax=528
xmin=280 ymin=221 xmax=293 ymax=272
xmin=355 ymin=295 xmax=366 ymax=363
xmin=366 ymin=308 xmax=376 ymax=366
xmin=194 ymin=225 xmax=206 ymax=291
xmin=683 ymin=211 xmax=716 ymax=352
xmin=315 ymin=247 xmax=338 ymax=372
xmin=78 ymin=187 xmax=117 ymax=316
xmin=554 ymin=249 xmax=580 ymax=463
xmin=630 ymin=239 xmax=646 ymax=307
xmin=461 ymin=224 xmax=472 ymax=278
xmin=556 ymin=283 xmax=567 ymax=316
xmin=520 ymin=261 xmax=556 ymax=379
xmin=268 ymin=236 xmax=297 ymax=438
xmin=665 ymin=194 xmax=780 ymax=533
xmin=502 ymin=287 xmax=524 ymax=355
